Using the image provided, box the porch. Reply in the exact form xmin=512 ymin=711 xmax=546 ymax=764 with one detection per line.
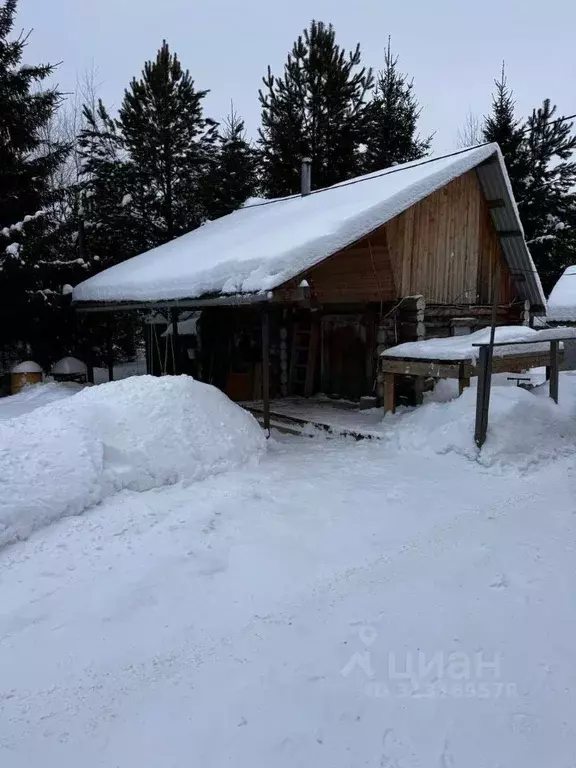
xmin=241 ymin=395 xmax=386 ymax=440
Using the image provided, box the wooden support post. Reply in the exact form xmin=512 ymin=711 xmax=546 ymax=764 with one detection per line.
xmin=549 ymin=340 xmax=560 ymax=404
xmin=474 ymin=345 xmax=491 ymax=447
xmin=170 ymin=307 xmax=180 ymax=375
xmin=474 ymin=260 xmax=500 ymax=448
xmin=383 ymin=372 xmax=396 ymax=414
xmin=413 ymin=377 xmax=424 ymax=406
xmin=458 ymin=375 xmax=471 ymax=396
xmin=262 ymin=307 xmax=270 ymax=436
xmin=304 ymin=319 xmax=319 ymax=397
xmin=106 ymin=317 xmax=114 ymax=382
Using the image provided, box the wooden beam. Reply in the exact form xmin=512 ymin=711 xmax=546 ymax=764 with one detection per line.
xmin=262 ymin=308 xmax=270 ymax=436
xmin=458 ymin=375 xmax=470 ymax=396
xmin=496 ymin=230 xmax=523 ymax=238
xmin=383 ymin=372 xmax=395 ymax=414
xmin=486 ymin=198 xmax=505 ymax=209
xmin=380 ymin=359 xmax=462 ymax=378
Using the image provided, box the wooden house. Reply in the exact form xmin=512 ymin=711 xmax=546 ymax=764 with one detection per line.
xmin=73 ymin=143 xmax=545 ymax=422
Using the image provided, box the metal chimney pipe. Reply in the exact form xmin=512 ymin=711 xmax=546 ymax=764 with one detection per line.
xmin=301 ymin=157 xmax=312 ymax=196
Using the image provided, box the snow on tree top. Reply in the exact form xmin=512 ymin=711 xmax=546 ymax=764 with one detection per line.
xmin=546 ymin=266 xmax=576 ymax=322
xmin=73 ymin=143 xmax=537 ymax=305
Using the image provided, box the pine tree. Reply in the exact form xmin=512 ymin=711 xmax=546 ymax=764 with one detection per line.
xmin=362 ymin=40 xmax=431 ymax=173
xmin=118 ymin=41 xmax=217 ymax=244
xmin=204 ymin=106 xmax=258 ymax=220
xmin=258 ymin=20 xmax=373 ymax=197
xmin=482 ymin=65 xmax=529 ymax=203
xmin=0 ymin=0 xmax=70 ymax=365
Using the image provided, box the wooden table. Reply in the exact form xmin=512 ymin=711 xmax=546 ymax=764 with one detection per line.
xmin=379 ymin=348 xmax=562 ymax=414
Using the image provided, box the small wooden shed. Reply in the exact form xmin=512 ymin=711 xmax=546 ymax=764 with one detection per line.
xmin=72 ymin=143 xmax=545 ymax=421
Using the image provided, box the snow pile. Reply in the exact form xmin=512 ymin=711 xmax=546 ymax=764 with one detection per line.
xmin=0 ymin=381 xmax=81 ymax=421
xmin=382 ymin=325 xmax=576 ymax=361
xmin=383 ymin=374 xmax=576 ymax=471
xmin=547 ymin=265 xmax=576 ymax=321
xmin=73 ymin=144 xmax=534 ymax=304
xmin=0 ymin=376 xmax=265 ymax=548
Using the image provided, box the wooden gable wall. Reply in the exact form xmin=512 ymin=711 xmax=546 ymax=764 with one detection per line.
xmin=273 ymin=224 xmax=398 ymax=304
xmin=274 ymin=168 xmax=515 ymax=306
xmin=385 ymin=168 xmax=513 ymax=305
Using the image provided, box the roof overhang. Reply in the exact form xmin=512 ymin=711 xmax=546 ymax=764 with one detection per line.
xmin=475 ymin=156 xmax=546 ymax=312
xmin=74 ymin=292 xmax=271 ymax=313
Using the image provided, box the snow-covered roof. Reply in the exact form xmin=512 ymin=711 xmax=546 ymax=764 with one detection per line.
xmin=381 ymin=326 xmax=576 ymax=362
xmin=546 ymin=266 xmax=576 ymax=322
xmin=51 ymin=357 xmax=88 ymax=375
xmin=73 ymin=143 xmax=545 ymax=309
xmin=11 ymin=360 xmax=42 ymax=374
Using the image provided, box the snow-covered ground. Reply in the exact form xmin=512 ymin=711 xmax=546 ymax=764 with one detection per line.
xmin=1 ymin=375 xmax=576 ymax=766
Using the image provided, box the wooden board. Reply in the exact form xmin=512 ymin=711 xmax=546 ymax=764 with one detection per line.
xmin=380 ymin=359 xmax=463 ymax=378
xmin=381 ymin=349 xmax=562 ymax=380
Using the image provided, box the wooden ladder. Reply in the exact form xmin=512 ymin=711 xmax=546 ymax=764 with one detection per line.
xmin=289 ymin=321 xmax=319 ymax=396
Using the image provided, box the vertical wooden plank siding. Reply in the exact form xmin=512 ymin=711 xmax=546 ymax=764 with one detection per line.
xmin=301 ymin=223 xmax=397 ymax=303
xmin=383 ymin=169 xmax=510 ymax=305
xmin=477 ymin=189 xmax=513 ymax=304
xmin=273 ymin=168 xmax=516 ymax=307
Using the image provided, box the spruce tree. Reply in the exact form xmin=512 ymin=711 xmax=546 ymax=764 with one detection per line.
xmin=522 ymin=101 xmax=576 ymax=291
xmin=74 ymin=99 xmax=144 ymax=369
xmin=482 ymin=65 xmax=529 ymax=203
xmin=118 ymin=41 xmax=217 ymax=244
xmin=204 ymin=106 xmax=258 ymax=220
xmin=482 ymin=67 xmax=576 ymax=292
xmin=78 ymin=99 xmax=145 ymax=265
xmin=258 ymin=20 xmax=373 ymax=197
xmin=362 ymin=40 xmax=431 ymax=173
xmin=0 ymin=0 xmax=69 ymax=365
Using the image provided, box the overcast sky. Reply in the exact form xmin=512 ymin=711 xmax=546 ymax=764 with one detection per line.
xmin=19 ymin=0 xmax=576 ymax=153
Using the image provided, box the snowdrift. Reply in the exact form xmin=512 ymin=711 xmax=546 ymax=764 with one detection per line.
xmin=0 ymin=380 xmax=82 ymax=421
xmin=384 ymin=374 xmax=576 ymax=471
xmin=0 ymin=376 xmax=265 ymax=548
